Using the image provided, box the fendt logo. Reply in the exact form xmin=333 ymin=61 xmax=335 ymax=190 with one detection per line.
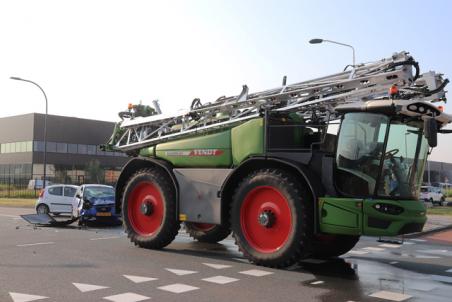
xmin=165 ymin=149 xmax=224 ymax=157
xmin=189 ymin=149 xmax=224 ymax=156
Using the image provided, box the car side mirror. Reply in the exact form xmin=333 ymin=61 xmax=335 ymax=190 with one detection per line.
xmin=75 ymin=193 xmax=81 ymax=199
xmin=424 ymin=117 xmax=438 ymax=148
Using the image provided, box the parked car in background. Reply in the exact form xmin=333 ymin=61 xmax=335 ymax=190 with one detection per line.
xmin=420 ymin=186 xmax=446 ymax=206
xmin=76 ymin=184 xmax=119 ymax=224
xmin=35 ymin=185 xmax=80 ymax=217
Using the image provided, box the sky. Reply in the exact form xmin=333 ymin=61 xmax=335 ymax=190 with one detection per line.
xmin=0 ymin=0 xmax=451 ymax=162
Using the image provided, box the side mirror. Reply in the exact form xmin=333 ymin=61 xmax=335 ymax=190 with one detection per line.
xmin=424 ymin=117 xmax=438 ymax=148
xmin=75 ymin=193 xmax=81 ymax=199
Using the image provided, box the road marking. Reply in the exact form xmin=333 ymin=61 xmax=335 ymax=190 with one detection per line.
xmin=123 ymin=275 xmax=158 ymax=283
xmin=415 ymin=255 xmax=441 ymax=259
xmin=431 ymin=275 xmax=452 ymax=283
xmin=202 ymin=275 xmax=239 ymax=284
xmin=239 ymin=269 xmax=273 ymax=277
xmin=369 ymin=290 xmax=412 ymax=301
xmin=158 ymin=283 xmax=199 ymax=294
xmin=410 ymin=239 xmax=426 ymax=242
xmin=9 ymin=292 xmax=48 ymax=302
xmin=446 ymin=268 xmax=452 ymax=273
xmin=347 ymin=250 xmax=369 ymax=255
xmin=202 ymin=263 xmax=232 ymax=269
xmin=103 ymin=292 xmax=150 ymax=302
xmin=0 ymin=214 xmax=20 ymax=218
xmin=165 ymin=268 xmax=198 ymax=276
xmin=310 ymin=280 xmax=324 ymax=285
xmin=390 ymin=261 xmax=399 ymax=264
xmin=403 ymin=241 xmax=414 ymax=245
xmin=379 ymin=243 xmax=401 ymax=248
xmin=362 ymin=246 xmax=385 ymax=251
xmin=90 ymin=236 xmax=121 ymax=241
xmin=73 ymin=282 xmax=109 ymax=292
xmin=16 ymin=242 xmax=54 ymax=247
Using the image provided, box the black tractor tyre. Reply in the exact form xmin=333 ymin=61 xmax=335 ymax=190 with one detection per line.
xmin=184 ymin=222 xmax=231 ymax=243
xmin=230 ymin=168 xmax=313 ymax=268
xmin=122 ymin=168 xmax=180 ymax=249
xmin=310 ymin=234 xmax=360 ymax=258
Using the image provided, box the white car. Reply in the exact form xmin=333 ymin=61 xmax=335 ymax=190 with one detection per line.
xmin=35 ymin=184 xmax=80 ymax=217
xmin=420 ymin=186 xmax=445 ymax=206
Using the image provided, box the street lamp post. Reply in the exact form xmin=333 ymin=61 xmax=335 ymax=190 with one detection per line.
xmin=10 ymin=77 xmax=48 ymax=188
xmin=309 ymin=38 xmax=356 ymax=71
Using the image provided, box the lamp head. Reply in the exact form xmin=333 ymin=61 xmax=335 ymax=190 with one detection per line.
xmin=309 ymin=38 xmax=323 ymax=44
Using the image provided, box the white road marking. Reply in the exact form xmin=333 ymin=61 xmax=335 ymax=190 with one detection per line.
xmin=202 ymin=263 xmax=232 ymax=269
xmin=406 ymin=283 xmax=437 ymax=292
xmin=103 ymin=292 xmax=150 ymax=302
xmin=446 ymin=268 xmax=452 ymax=273
xmin=390 ymin=261 xmax=399 ymax=264
xmin=165 ymin=268 xmax=198 ymax=276
xmin=239 ymin=269 xmax=273 ymax=277
xmin=431 ymin=275 xmax=452 ymax=283
xmin=202 ymin=276 xmax=239 ymax=284
xmin=9 ymin=292 xmax=48 ymax=302
xmin=90 ymin=236 xmax=121 ymax=241
xmin=362 ymin=246 xmax=385 ymax=252
xmin=347 ymin=250 xmax=369 ymax=255
xmin=158 ymin=283 xmax=199 ymax=294
xmin=415 ymin=255 xmax=441 ymax=259
xmin=410 ymin=239 xmax=426 ymax=242
xmin=369 ymin=290 xmax=412 ymax=301
xmin=16 ymin=242 xmax=54 ymax=247
xmin=123 ymin=275 xmax=158 ymax=283
xmin=0 ymin=214 xmax=20 ymax=218
xmin=310 ymin=280 xmax=324 ymax=285
xmin=403 ymin=241 xmax=414 ymax=245
xmin=72 ymin=282 xmax=109 ymax=292
xmin=379 ymin=243 xmax=401 ymax=248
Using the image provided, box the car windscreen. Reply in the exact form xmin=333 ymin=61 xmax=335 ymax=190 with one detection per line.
xmin=84 ymin=186 xmax=114 ymax=199
xmin=420 ymin=187 xmax=428 ymax=193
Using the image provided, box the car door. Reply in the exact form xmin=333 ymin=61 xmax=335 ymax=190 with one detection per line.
xmin=63 ymin=186 xmax=78 ymax=214
xmin=47 ymin=186 xmax=64 ymax=213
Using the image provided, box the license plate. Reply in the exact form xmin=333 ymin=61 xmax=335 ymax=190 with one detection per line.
xmin=96 ymin=212 xmax=112 ymax=217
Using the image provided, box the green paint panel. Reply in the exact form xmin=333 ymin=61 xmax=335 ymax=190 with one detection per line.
xmin=155 ymin=130 xmax=232 ymax=167
xmin=231 ymin=118 xmax=264 ymax=165
xmin=318 ymin=197 xmax=427 ymax=237
xmin=319 ymin=197 xmax=363 ymax=236
xmin=362 ymin=198 xmax=427 ymax=236
xmin=139 ymin=146 xmax=155 ymax=157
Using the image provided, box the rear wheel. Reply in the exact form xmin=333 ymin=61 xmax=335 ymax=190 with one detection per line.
xmin=310 ymin=234 xmax=360 ymax=258
xmin=184 ymin=222 xmax=231 ymax=243
xmin=122 ymin=168 xmax=180 ymax=249
xmin=231 ymin=169 xmax=312 ymax=268
xmin=36 ymin=204 xmax=49 ymax=215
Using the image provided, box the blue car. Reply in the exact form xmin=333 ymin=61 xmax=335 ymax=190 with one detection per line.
xmin=76 ymin=184 xmax=120 ymax=224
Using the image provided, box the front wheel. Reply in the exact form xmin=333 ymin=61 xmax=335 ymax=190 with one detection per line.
xmin=36 ymin=204 xmax=49 ymax=215
xmin=122 ymin=168 xmax=180 ymax=249
xmin=231 ymin=169 xmax=312 ymax=268
xmin=184 ymin=222 xmax=231 ymax=243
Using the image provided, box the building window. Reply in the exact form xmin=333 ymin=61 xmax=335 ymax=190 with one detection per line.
xmin=78 ymin=144 xmax=87 ymax=154
xmin=34 ymin=141 xmax=45 ymax=152
xmin=47 ymin=142 xmax=57 ymax=153
xmin=68 ymin=144 xmax=78 ymax=154
xmin=87 ymin=145 xmax=96 ymax=155
xmin=57 ymin=143 xmax=68 ymax=153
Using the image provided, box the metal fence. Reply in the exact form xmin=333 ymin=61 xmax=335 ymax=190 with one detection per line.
xmin=0 ymin=174 xmax=117 ymax=198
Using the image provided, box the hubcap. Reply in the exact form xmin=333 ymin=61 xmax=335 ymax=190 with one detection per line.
xmin=140 ymin=201 xmax=153 ymax=216
xmin=127 ymin=182 xmax=164 ymax=236
xmin=258 ymin=210 xmax=275 ymax=228
xmin=240 ymin=186 xmax=292 ymax=253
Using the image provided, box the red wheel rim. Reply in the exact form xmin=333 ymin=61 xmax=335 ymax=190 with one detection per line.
xmin=191 ymin=223 xmax=216 ymax=232
xmin=127 ymin=181 xmax=164 ymax=236
xmin=240 ymin=186 xmax=292 ymax=253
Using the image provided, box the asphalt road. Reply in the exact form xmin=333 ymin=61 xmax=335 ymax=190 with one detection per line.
xmin=1 ymin=207 xmax=452 ymax=302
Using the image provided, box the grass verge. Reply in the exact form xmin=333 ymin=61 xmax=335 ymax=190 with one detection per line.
xmin=0 ymin=198 xmax=35 ymax=208
xmin=427 ymin=206 xmax=452 ymax=216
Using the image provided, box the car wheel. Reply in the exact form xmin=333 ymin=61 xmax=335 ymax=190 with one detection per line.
xmin=36 ymin=204 xmax=49 ymax=215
